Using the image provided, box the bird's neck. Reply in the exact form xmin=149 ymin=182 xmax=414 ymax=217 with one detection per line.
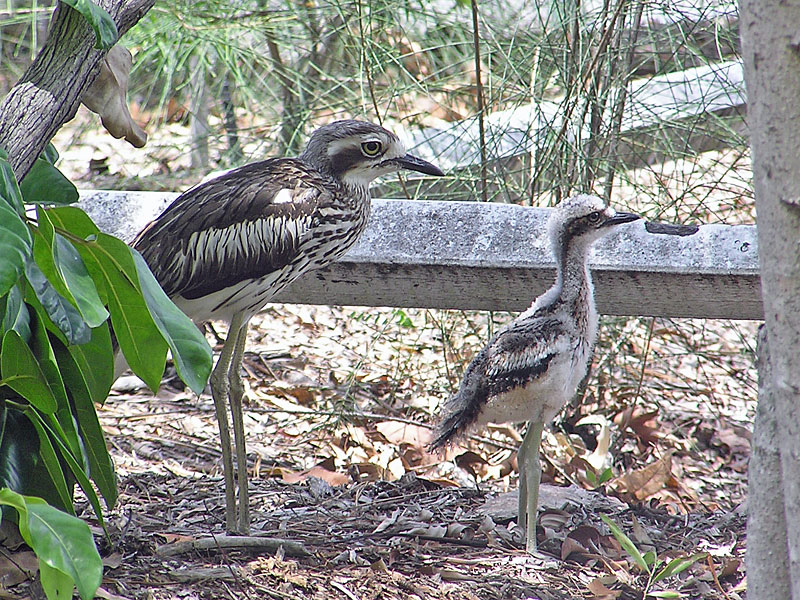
xmin=341 ymin=181 xmax=372 ymax=211
xmin=558 ymin=243 xmax=593 ymax=303
xmin=533 ymin=241 xmax=595 ymax=317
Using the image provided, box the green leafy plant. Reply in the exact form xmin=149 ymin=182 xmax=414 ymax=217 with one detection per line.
xmin=585 ymin=465 xmax=613 ymax=489
xmin=60 ymin=0 xmax=118 ymax=49
xmin=0 ymin=143 xmax=212 ymax=511
xmin=0 ymin=4 xmax=210 ymax=597
xmin=601 ymin=514 xmax=706 ymax=599
xmin=0 ymin=488 xmax=102 ymax=600
xmin=0 ymin=142 xmax=211 ymax=598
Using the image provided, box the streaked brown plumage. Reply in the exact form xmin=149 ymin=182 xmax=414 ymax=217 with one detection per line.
xmin=133 ymin=120 xmax=444 ymax=533
xmin=430 ymin=195 xmax=640 ymax=553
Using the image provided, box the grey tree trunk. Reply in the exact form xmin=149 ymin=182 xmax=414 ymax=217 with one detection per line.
xmin=0 ymin=0 xmax=155 ymax=180
xmin=748 ymin=327 xmax=791 ymax=598
xmin=740 ymin=1 xmax=800 ymax=597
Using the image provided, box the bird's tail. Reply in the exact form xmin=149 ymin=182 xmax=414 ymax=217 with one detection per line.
xmin=428 ymin=405 xmax=470 ymax=450
xmin=428 ymin=379 xmax=487 ymax=451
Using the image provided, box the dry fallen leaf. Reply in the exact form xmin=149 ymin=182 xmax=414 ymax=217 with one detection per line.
xmin=96 ymin=587 xmax=136 ymax=600
xmin=562 ymin=524 xmax=604 ymax=562
xmin=280 ymin=461 xmax=349 ymax=486
xmin=375 ymin=421 xmax=432 ymax=448
xmin=719 ymin=558 xmax=742 ymax=578
xmin=0 ymin=550 xmax=37 ymax=587
xmin=370 ymin=558 xmax=389 ymax=572
xmin=614 ymin=407 xmax=662 ymax=447
xmin=249 ymin=556 xmax=310 ymax=588
xmin=714 ymin=425 xmax=752 ymax=455
xmin=630 ymin=514 xmax=654 ymax=548
xmin=612 ymin=451 xmax=673 ymax=500
xmin=586 ymin=577 xmax=622 ymax=599
xmin=373 ymin=508 xmax=401 ymax=534
xmin=82 ymin=45 xmax=147 ymax=147
xmin=158 ymin=533 xmax=195 ymax=544
xmin=348 ymin=462 xmax=386 ymax=481
xmin=454 ymin=450 xmax=489 ymax=481
xmin=101 ymin=552 xmax=124 ymax=569
xmin=279 ymin=385 xmax=316 ymax=406
xmin=575 ymin=414 xmax=612 ymax=470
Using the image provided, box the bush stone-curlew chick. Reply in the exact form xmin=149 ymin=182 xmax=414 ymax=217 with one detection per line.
xmin=430 ymin=194 xmax=640 ymax=553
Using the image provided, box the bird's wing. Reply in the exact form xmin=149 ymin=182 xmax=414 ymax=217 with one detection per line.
xmin=133 ymin=159 xmax=337 ymax=299
xmin=481 ymin=317 xmax=567 ymax=395
xmin=429 ymin=316 xmax=567 ymax=449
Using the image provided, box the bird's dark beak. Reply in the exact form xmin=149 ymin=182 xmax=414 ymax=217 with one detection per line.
xmin=603 ymin=211 xmax=641 ymax=227
xmin=393 ymin=153 xmax=445 ymax=177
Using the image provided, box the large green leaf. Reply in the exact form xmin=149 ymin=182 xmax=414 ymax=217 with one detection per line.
xmin=53 ymin=335 xmax=117 ymax=508
xmin=45 ymin=206 xmax=208 ymax=392
xmin=0 ymin=409 xmax=75 ymax=511
xmin=43 ymin=206 xmax=99 ymax=239
xmin=45 ymin=208 xmax=168 ymax=389
xmin=61 ymin=0 xmax=118 ymax=49
xmin=0 ymin=489 xmax=102 ymax=600
xmin=27 ymin=309 xmax=83 ymax=462
xmin=0 ymin=283 xmax=31 ymax=342
xmin=0 ymin=152 xmax=24 ymax=215
xmin=0 ymin=409 xmax=39 ymax=495
xmin=44 ymin=207 xmax=108 ymax=304
xmin=20 ymin=158 xmax=79 ymax=205
xmin=66 ymin=324 xmax=113 ymax=406
xmin=91 ymin=234 xmax=167 ymax=391
xmin=33 ymin=210 xmax=108 ymax=328
xmin=0 ymin=330 xmax=57 ymax=414
xmin=0 ymin=198 xmax=32 ymax=296
xmin=40 ymin=560 xmax=76 ymax=600
xmin=132 ymin=251 xmax=212 ymax=395
xmin=28 ymin=409 xmax=105 ymax=527
xmin=41 ymin=143 xmax=60 ymax=166
xmin=20 ymin=411 xmax=74 ymax=513
xmin=53 ymin=235 xmax=108 ymax=326
xmin=25 ymin=260 xmax=90 ymax=346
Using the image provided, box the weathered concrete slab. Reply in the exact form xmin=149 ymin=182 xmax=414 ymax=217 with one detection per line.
xmin=407 ymin=60 xmax=746 ymax=171
xmin=78 ymin=190 xmax=761 ymax=320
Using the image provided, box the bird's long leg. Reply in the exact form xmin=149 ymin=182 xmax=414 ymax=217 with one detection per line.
xmin=518 ymin=440 xmax=528 ymax=534
xmin=228 ymin=316 xmax=251 ymax=534
xmin=210 ymin=312 xmax=245 ymax=534
xmin=518 ymin=420 xmax=544 ymax=554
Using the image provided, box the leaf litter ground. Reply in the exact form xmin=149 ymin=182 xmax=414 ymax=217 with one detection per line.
xmin=2 ymin=122 xmax=754 ymax=599
xmin=40 ymin=303 xmax=751 ymax=600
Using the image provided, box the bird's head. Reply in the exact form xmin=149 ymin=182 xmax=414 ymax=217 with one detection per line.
xmin=548 ymin=194 xmax=641 ymax=257
xmin=300 ymin=120 xmax=444 ymax=187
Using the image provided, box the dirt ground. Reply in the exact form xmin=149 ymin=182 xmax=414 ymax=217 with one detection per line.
xmin=5 ymin=302 xmax=751 ymax=600
xmin=2 ymin=112 xmax=755 ymax=600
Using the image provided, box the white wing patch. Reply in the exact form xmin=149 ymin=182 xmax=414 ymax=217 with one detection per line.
xmin=273 ymin=188 xmax=294 ymax=204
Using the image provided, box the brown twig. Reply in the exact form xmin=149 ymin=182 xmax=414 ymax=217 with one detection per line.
xmin=706 ymin=553 xmax=733 ymax=600
xmin=156 ymin=535 xmax=311 ymax=558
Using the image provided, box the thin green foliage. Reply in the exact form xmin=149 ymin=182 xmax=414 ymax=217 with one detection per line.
xmin=601 ymin=514 xmax=706 ymax=598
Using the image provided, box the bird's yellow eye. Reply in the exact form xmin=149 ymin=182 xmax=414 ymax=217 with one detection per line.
xmin=361 ymin=140 xmax=382 ymax=156
xmin=587 ymin=211 xmax=602 ymax=224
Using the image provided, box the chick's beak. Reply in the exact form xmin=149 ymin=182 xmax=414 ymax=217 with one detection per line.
xmin=392 ymin=153 xmax=445 ymax=177
xmin=603 ymin=211 xmax=641 ymax=227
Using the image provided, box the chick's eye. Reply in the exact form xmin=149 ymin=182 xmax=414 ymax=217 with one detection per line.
xmin=361 ymin=141 xmax=382 ymax=156
xmin=587 ymin=211 xmax=602 ymax=224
